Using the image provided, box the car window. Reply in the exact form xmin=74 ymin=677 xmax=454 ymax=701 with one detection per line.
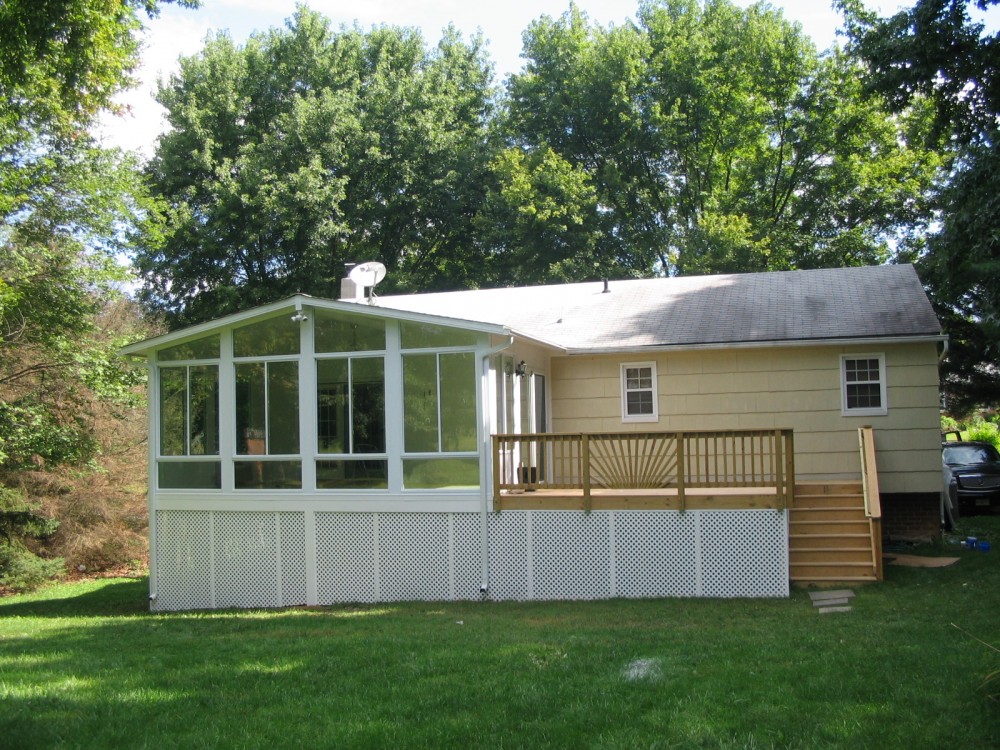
xmin=943 ymin=445 xmax=1000 ymax=465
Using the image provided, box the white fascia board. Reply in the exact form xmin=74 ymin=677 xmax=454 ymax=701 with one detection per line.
xmin=562 ymin=333 xmax=948 ymax=356
xmin=121 ymin=294 xmax=515 ymax=358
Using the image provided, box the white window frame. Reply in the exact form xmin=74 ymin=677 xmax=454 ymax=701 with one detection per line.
xmin=841 ymin=354 xmax=888 ymax=417
xmin=621 ymin=362 xmax=659 ymax=423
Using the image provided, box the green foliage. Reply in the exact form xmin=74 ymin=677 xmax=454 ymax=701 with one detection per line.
xmin=0 ymin=0 xmax=173 ymax=580
xmin=504 ymin=0 xmax=941 ymax=277
xmin=137 ymin=8 xmax=498 ymax=327
xmin=965 ymin=420 xmax=1000 ymax=449
xmin=839 ymin=0 xmax=1000 ymax=412
xmin=0 ymin=487 xmax=63 ymax=592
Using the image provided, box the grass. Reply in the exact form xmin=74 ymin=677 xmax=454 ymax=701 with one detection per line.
xmin=2 ymin=519 xmax=999 ymax=749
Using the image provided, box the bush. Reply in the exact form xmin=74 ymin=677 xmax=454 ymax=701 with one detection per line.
xmin=965 ymin=421 xmax=1000 ymax=450
xmin=0 ymin=487 xmax=64 ymax=592
xmin=0 ymin=541 xmax=64 ymax=593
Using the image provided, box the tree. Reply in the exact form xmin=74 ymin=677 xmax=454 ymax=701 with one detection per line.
xmin=0 ymin=0 xmax=191 ymax=589
xmin=838 ymin=0 xmax=1000 ymax=413
xmin=136 ymin=8 xmax=498 ymax=327
xmin=503 ymin=0 xmax=941 ymax=278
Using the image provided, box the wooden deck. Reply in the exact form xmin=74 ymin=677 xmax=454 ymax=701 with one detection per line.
xmin=493 ymin=429 xmax=795 ymax=511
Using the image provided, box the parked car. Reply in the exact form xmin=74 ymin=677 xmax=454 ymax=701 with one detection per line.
xmin=942 ymin=440 xmax=1000 ymax=515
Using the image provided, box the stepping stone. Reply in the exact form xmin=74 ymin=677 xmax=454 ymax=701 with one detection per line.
xmin=809 ymin=589 xmax=855 ymax=602
xmin=809 ymin=589 xmax=855 ymax=613
xmin=813 ymin=597 xmax=851 ymax=607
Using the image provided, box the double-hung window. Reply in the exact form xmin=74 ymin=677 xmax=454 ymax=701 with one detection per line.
xmin=841 ymin=354 xmax=887 ymax=416
xmin=621 ymin=362 xmax=658 ymax=422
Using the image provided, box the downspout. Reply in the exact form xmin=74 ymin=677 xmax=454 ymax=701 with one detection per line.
xmin=480 ymin=335 xmax=515 ymax=595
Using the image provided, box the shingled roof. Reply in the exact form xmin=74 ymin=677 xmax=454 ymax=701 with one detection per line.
xmin=374 ymin=264 xmax=942 ymax=352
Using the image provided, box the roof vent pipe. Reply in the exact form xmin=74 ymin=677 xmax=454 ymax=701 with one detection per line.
xmin=603 ymin=278 xmax=610 ymax=294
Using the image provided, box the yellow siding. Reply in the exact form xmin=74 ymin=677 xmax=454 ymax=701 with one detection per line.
xmin=549 ymin=343 xmax=941 ymax=494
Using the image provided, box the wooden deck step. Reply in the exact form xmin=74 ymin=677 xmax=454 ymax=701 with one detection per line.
xmin=788 ymin=481 xmax=878 ymax=585
xmin=789 ymin=519 xmax=871 ymax=535
xmin=789 ymin=548 xmax=875 ymax=563
xmin=790 ymin=534 xmax=873 ymax=550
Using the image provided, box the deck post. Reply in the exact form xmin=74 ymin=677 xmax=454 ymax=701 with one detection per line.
xmin=492 ymin=435 xmax=501 ymax=511
xmin=774 ymin=429 xmax=785 ymax=511
xmin=582 ymin=434 xmax=591 ymax=513
xmin=676 ymin=433 xmax=686 ymax=511
xmin=783 ymin=429 xmax=795 ymax=511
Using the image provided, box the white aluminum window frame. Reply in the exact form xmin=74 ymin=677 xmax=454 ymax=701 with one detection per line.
xmin=621 ymin=361 xmax=659 ymax=423
xmin=841 ymin=353 xmax=888 ymax=417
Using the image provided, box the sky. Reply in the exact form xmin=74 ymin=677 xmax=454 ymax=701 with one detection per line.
xmin=98 ymin=0 xmax=993 ymax=157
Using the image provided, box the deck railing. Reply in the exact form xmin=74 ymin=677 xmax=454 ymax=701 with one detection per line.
xmin=858 ymin=426 xmax=885 ymax=581
xmin=492 ymin=429 xmax=795 ymax=511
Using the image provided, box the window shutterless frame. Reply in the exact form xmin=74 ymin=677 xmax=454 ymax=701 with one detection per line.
xmin=841 ymin=354 xmax=887 ymax=416
xmin=621 ymin=362 xmax=659 ymax=423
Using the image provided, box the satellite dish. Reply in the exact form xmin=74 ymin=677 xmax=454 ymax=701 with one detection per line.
xmin=348 ymin=261 xmax=386 ymax=304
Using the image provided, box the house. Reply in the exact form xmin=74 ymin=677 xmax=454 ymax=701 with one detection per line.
xmin=122 ymin=264 xmax=944 ymax=611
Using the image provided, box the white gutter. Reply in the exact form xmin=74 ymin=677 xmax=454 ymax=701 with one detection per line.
xmin=563 ymin=333 xmax=948 ymax=356
xmin=479 ymin=335 xmax=515 ymax=595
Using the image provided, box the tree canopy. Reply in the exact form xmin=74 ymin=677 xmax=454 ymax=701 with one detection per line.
xmin=137 ymin=1 xmax=945 ymax=325
xmin=501 ymin=0 xmax=941 ymax=280
xmin=839 ymin=0 xmax=1000 ymax=414
xmin=135 ymin=7 xmax=498 ymax=326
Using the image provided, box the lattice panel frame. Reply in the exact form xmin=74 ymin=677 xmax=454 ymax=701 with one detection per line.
xmin=379 ymin=514 xmax=452 ymax=601
xmin=214 ymin=512 xmax=279 ymax=609
xmin=277 ymin=513 xmax=308 ymax=606
xmin=614 ymin=511 xmax=699 ymax=598
xmin=315 ymin=513 xmax=377 ymax=604
xmin=452 ymin=514 xmax=484 ymax=600
xmin=151 ymin=508 xmax=788 ymax=610
xmin=488 ymin=512 xmax=530 ymax=600
xmin=154 ymin=510 xmax=212 ymax=611
xmin=531 ymin=512 xmax=612 ymax=600
xmin=700 ymin=510 xmax=788 ymax=598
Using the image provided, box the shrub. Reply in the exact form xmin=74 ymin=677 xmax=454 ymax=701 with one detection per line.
xmin=965 ymin=421 xmax=1000 ymax=450
xmin=0 ymin=487 xmax=64 ymax=592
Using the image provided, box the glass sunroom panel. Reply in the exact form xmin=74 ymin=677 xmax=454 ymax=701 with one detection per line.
xmin=403 ymin=354 xmax=439 ymax=452
xmin=158 ymin=461 xmax=221 ymax=490
xmin=157 ymin=335 xmax=220 ymax=361
xmin=159 ymin=368 xmax=187 ymax=456
xmin=439 ymin=352 xmax=477 ymax=451
xmin=233 ymin=316 xmax=300 ymax=357
xmin=234 ymin=460 xmax=302 ymax=490
xmin=268 ymin=361 xmax=299 ymax=454
xmin=316 ymin=460 xmax=389 ymax=489
xmin=351 ymin=357 xmax=385 ymax=453
xmin=403 ymin=457 xmax=479 ymax=489
xmin=235 ymin=363 xmax=266 ymax=454
xmin=314 ymin=309 xmax=385 ymax=353
xmin=189 ymin=366 xmax=219 ymax=455
xmin=400 ymin=321 xmax=478 ymax=349
xmin=317 ymin=359 xmax=349 ymax=453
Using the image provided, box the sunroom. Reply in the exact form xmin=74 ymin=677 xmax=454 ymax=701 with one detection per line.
xmin=139 ymin=295 xmax=509 ymax=510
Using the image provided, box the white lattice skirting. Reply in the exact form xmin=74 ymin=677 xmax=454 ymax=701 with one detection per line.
xmin=151 ymin=509 xmax=788 ymax=611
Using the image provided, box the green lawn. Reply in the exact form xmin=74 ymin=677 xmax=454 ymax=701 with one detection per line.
xmin=2 ymin=519 xmax=998 ymax=750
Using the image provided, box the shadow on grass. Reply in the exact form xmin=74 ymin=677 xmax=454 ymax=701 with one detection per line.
xmin=0 ymin=577 xmax=150 ymax=618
